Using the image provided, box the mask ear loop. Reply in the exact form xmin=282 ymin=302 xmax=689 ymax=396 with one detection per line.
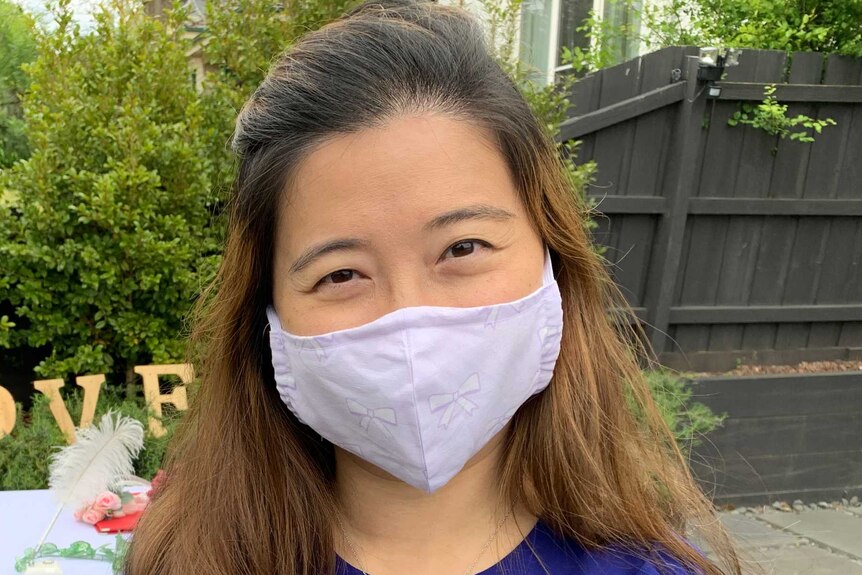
xmin=263 ymin=309 xmax=273 ymax=337
xmin=263 ymin=304 xmax=281 ymax=336
xmin=542 ymin=244 xmax=556 ymax=285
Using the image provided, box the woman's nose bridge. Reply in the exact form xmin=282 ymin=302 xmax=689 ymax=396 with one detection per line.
xmin=383 ymin=272 xmax=438 ymax=312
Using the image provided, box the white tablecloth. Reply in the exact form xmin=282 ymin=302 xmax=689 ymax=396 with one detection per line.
xmin=0 ymin=489 xmax=132 ymax=575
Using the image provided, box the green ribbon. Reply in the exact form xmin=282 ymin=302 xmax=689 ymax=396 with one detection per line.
xmin=15 ymin=535 xmax=128 ymax=574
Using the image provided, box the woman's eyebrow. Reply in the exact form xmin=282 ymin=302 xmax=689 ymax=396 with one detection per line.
xmin=288 ymin=204 xmax=514 ymax=276
xmin=423 ymin=204 xmax=515 ymax=232
xmin=289 ymin=238 xmax=370 ymax=276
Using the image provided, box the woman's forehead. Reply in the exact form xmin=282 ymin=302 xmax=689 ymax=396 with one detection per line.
xmin=280 ymin=113 xmax=523 ymax=236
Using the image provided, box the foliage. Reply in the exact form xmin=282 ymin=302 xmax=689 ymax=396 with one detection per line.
xmin=204 ymin=0 xmax=355 ymax=88
xmin=728 ymin=84 xmax=836 ymax=146
xmin=655 ymin=0 xmax=862 ymax=58
xmin=198 ymin=0 xmax=357 ymax=198
xmin=477 ymin=0 xmax=600 ymax=238
xmin=0 ymin=0 xmax=222 ymax=382
xmin=644 ymin=368 xmax=726 ymax=447
xmin=1 ymin=0 xmax=356 ymax=386
xmin=0 ymin=382 xmax=192 ymax=490
xmin=560 ymin=7 xmax=641 ymax=73
xmin=573 ymin=0 xmax=862 ymax=72
xmin=0 ymin=0 xmax=38 ymax=169
xmin=0 ymin=314 xmax=14 ymax=347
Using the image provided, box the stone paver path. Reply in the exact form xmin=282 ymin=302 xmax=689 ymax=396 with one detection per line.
xmin=758 ymin=510 xmax=862 ymax=560
xmin=703 ymin=508 xmax=862 ymax=574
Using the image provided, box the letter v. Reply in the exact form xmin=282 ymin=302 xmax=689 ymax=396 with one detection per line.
xmin=33 ymin=375 xmax=106 ymax=444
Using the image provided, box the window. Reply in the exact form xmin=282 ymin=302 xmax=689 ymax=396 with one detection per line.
xmin=598 ymin=0 xmax=643 ymax=66
xmin=519 ymin=0 xmax=557 ymax=84
xmin=519 ymin=0 xmax=644 ymax=84
xmin=554 ymin=0 xmax=593 ymax=74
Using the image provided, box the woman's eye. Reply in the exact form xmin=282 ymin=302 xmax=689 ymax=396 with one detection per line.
xmin=315 ymin=269 xmax=356 ymax=289
xmin=444 ymin=239 xmax=490 ymax=259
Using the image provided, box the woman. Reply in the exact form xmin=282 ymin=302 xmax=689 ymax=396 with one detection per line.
xmin=124 ymin=1 xmax=742 ymax=574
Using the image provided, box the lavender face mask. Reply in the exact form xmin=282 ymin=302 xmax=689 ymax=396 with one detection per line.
xmin=265 ymin=246 xmax=564 ymax=492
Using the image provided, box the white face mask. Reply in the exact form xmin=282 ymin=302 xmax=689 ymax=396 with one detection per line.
xmin=265 ymin=246 xmax=564 ymax=492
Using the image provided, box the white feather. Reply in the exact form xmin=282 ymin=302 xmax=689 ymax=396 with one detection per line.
xmin=24 ymin=410 xmax=146 ymax=561
xmin=47 ymin=409 xmax=145 ymax=506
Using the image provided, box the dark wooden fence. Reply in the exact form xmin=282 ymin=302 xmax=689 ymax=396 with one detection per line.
xmin=557 ymin=46 xmax=862 ymax=372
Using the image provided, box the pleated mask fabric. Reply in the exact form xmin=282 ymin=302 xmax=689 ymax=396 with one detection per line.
xmin=265 ymin=246 xmax=564 ymax=492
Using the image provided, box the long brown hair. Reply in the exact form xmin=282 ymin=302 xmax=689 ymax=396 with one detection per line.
xmin=124 ymin=1 xmax=741 ymax=574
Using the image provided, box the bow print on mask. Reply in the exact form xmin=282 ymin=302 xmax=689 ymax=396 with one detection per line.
xmin=346 ymin=399 xmax=398 ymax=438
xmin=428 ymin=373 xmax=481 ymax=429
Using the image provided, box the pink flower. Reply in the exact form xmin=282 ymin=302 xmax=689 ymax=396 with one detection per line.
xmin=81 ymin=506 xmax=106 ymax=525
xmin=74 ymin=499 xmax=95 ymax=521
xmin=95 ymin=491 xmax=122 ymax=511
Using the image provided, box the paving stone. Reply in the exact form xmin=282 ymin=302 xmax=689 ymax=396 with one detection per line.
xmin=738 ymin=545 xmax=862 ymax=575
xmin=717 ymin=514 xmax=799 ymax=551
xmin=700 ymin=512 xmax=862 ymax=574
xmin=758 ymin=510 xmax=862 ymax=559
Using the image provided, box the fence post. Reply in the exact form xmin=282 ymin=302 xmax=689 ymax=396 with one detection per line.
xmin=644 ymin=55 xmax=707 ymax=358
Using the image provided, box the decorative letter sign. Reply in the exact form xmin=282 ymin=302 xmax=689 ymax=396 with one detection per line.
xmin=33 ymin=374 xmax=106 ymax=443
xmin=134 ymin=364 xmax=194 ymax=437
xmin=0 ymin=363 xmax=196 ymax=443
xmin=0 ymin=385 xmax=15 ymax=438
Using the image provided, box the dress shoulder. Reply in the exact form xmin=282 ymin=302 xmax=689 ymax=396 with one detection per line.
xmin=594 ymin=541 xmax=707 ymax=575
xmin=632 ymin=549 xmax=702 ymax=575
xmin=529 ymin=521 xmax=703 ymax=575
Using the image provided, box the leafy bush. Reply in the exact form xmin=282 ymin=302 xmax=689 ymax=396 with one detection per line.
xmin=0 ymin=0 xmax=222 ymax=384
xmin=0 ymin=0 xmax=37 ymax=170
xmin=644 ymin=368 xmax=726 ymax=448
xmin=197 ymin=0 xmax=357 ymax=204
xmin=0 ymin=314 xmax=14 ymax=347
xmin=0 ymin=0 xmax=357 ymax=386
xmin=651 ymin=0 xmax=862 ymax=57
xmin=0 ymin=384 xmax=191 ymax=491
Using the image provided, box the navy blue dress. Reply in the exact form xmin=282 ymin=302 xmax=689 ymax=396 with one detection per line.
xmin=336 ymin=520 xmax=698 ymax=574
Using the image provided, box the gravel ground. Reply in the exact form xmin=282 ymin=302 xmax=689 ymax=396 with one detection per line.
xmin=721 ymin=496 xmax=861 ymax=515
xmin=690 ymin=359 xmax=862 ymax=378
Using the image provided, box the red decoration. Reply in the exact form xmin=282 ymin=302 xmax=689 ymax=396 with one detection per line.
xmin=94 ymin=510 xmax=144 ymax=533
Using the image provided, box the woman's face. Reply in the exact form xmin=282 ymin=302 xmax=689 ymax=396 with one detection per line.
xmin=272 ymin=112 xmax=545 ymax=336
